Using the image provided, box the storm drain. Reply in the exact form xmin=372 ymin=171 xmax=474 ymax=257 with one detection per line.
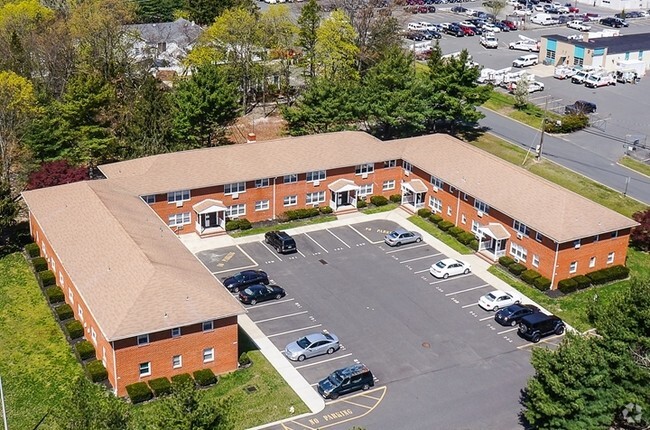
xmin=244 ymin=386 xmax=258 ymax=393
xmin=319 ymin=259 xmax=328 ymax=265
xmin=422 ymin=342 xmax=431 ymax=349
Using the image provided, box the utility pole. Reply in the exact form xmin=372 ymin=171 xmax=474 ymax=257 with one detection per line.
xmin=536 ymin=96 xmax=549 ymax=161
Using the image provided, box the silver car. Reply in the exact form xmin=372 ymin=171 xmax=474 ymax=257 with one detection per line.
xmin=284 ymin=332 xmax=340 ymax=362
xmin=384 ymin=228 xmax=423 ymax=247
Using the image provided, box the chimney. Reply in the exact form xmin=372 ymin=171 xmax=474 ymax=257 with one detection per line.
xmin=247 ymin=133 xmax=256 ymax=143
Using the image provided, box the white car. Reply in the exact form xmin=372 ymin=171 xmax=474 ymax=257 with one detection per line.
xmin=567 ymin=20 xmax=591 ymax=31
xmin=512 ymin=8 xmax=532 ymax=16
xmin=408 ymin=22 xmax=425 ymax=31
xmin=554 ymin=65 xmax=578 ymax=79
xmin=429 ymin=258 xmax=471 ymax=279
xmin=482 ymin=23 xmax=501 ymax=33
xmin=478 ymin=290 xmax=521 ymax=311
xmin=534 ymin=4 xmax=545 ymax=11
xmin=509 ymin=80 xmax=545 ymax=93
xmin=512 ymin=54 xmax=538 ymax=68
xmin=419 ymin=22 xmax=437 ymax=31
xmin=480 ymin=34 xmax=499 ymax=48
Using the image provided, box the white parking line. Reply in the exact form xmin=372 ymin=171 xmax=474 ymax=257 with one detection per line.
xmin=294 ymin=353 xmax=353 ymax=370
xmin=296 ymin=249 xmax=306 ymax=258
xmin=254 ymin=311 xmax=308 ymax=324
xmin=259 ymin=241 xmax=283 ymax=261
xmin=385 ymin=244 xmax=428 ymax=253
xmin=461 ymin=303 xmax=478 ymax=309
xmin=479 ymin=315 xmax=494 ymax=321
xmin=267 ymin=324 xmax=323 ymax=338
xmin=400 ymin=253 xmax=441 ymax=264
xmin=327 ymin=229 xmax=351 ymax=248
xmin=429 ymin=273 xmax=473 ymax=284
xmin=348 ymin=224 xmax=383 ymax=244
xmin=414 ymin=268 xmax=431 ymax=274
xmin=305 ymin=233 xmax=329 ymax=253
xmin=497 ymin=327 xmax=519 ymax=335
xmin=444 ymin=283 xmax=490 ymax=296
xmin=246 ymin=298 xmax=295 ymax=308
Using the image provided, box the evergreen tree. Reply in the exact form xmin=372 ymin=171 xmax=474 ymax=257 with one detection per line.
xmin=0 ymin=180 xmax=19 ymax=240
xmin=134 ymin=0 xmax=184 ymax=23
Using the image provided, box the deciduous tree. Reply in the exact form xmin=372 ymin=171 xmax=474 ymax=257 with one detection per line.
xmin=314 ymin=10 xmax=359 ymax=83
xmin=297 ymin=0 xmax=320 ymax=79
xmin=0 ymin=180 xmax=19 ymax=240
xmin=630 ymin=208 xmax=650 ymax=251
xmin=260 ymin=5 xmax=297 ymax=95
xmin=26 ymin=160 xmax=89 ymax=190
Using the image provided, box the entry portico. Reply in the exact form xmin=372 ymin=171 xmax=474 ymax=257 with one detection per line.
xmin=401 ymin=179 xmax=428 ymax=211
xmin=193 ymin=199 xmax=227 ymax=236
xmin=328 ymin=179 xmax=359 ymax=212
xmin=478 ymin=223 xmax=511 ymax=261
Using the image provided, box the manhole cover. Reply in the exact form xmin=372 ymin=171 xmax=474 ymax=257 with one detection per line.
xmin=245 ymin=386 xmax=258 ymax=393
xmin=319 ymin=259 xmax=328 ymax=265
xmin=422 ymin=342 xmax=431 ymax=349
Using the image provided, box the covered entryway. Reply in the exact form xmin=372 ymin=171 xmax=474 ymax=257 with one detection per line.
xmin=477 ymin=223 xmax=510 ymax=261
xmin=328 ymin=179 xmax=359 ymax=212
xmin=401 ymin=179 xmax=427 ymax=212
xmin=192 ymin=199 xmax=227 ymax=237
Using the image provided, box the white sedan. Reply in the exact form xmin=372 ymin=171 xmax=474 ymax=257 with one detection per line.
xmin=478 ymin=290 xmax=522 ymax=311
xmin=429 ymin=258 xmax=471 ymax=279
xmin=482 ymin=23 xmax=501 ymax=33
xmin=567 ymin=20 xmax=591 ymax=31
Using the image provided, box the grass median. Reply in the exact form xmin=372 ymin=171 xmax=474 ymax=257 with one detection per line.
xmin=408 ymin=215 xmax=474 ymax=255
xmin=619 ymin=156 xmax=650 ymax=178
xmin=483 ymin=90 xmax=562 ymax=130
xmin=230 ymin=215 xmax=337 ymax=238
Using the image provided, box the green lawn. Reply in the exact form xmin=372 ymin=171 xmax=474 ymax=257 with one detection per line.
xmin=619 ymin=156 xmax=650 ymax=178
xmin=230 ymin=215 xmax=337 ymax=238
xmin=408 ymin=215 xmax=474 ymax=255
xmin=362 ymin=202 xmax=399 ymax=214
xmin=482 ymin=90 xmax=562 ymax=129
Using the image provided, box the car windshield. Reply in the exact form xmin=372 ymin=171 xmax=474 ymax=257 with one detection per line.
xmin=388 ymin=231 xmax=400 ymax=238
xmin=435 ymin=261 xmax=447 ymax=269
xmin=485 ymin=293 xmax=497 ymax=302
xmin=296 ymin=337 xmax=310 ymax=349
xmin=233 ymin=273 xmax=245 ymax=281
xmin=243 ymin=288 xmax=254 ymax=295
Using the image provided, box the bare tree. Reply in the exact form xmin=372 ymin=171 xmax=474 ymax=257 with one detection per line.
xmin=484 ymin=0 xmax=506 ymax=21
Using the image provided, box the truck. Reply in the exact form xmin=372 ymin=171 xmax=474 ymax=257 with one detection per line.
xmin=479 ymin=33 xmax=499 ymax=48
xmin=508 ymin=35 xmax=540 ymax=52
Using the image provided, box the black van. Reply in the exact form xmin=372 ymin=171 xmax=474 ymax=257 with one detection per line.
xmin=317 ymin=364 xmax=374 ymax=400
xmin=264 ymin=230 xmax=297 ymax=254
xmin=518 ymin=313 xmax=565 ymax=343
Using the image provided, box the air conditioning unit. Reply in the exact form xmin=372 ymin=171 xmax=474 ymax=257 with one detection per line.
xmin=232 ymin=193 xmax=239 ymax=199
xmin=433 ymin=186 xmax=439 ymax=192
xmin=176 ymin=201 xmax=183 ymax=208
xmin=312 ymin=203 xmax=319 ymax=208
xmin=516 ymin=233 xmax=523 ymax=240
xmin=514 ymin=257 xmax=519 ymax=263
xmin=362 ymin=173 xmax=368 ymax=179
xmin=314 ymin=181 xmax=320 ymax=186
xmin=477 ymin=211 xmax=484 ymax=218
xmin=575 ymin=243 xmax=581 ymax=249
xmin=404 ymin=170 xmax=410 ymax=177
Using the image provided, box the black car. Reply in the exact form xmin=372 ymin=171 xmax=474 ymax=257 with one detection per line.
xmin=405 ymin=31 xmax=425 ymax=41
xmin=451 ymin=5 xmax=467 ymax=12
xmin=518 ymin=313 xmax=565 ymax=343
xmin=424 ymin=29 xmax=442 ymax=39
xmin=445 ymin=25 xmax=465 ymax=37
xmin=565 ymin=100 xmax=597 ymax=115
xmin=222 ymin=269 xmax=269 ymax=293
xmin=238 ymin=284 xmax=286 ymax=305
xmin=264 ymin=230 xmax=297 ymax=254
xmin=317 ymin=363 xmax=374 ymax=400
xmin=600 ymin=17 xmax=628 ymax=27
xmin=495 ymin=304 xmax=540 ymax=327
xmin=494 ymin=21 xmax=510 ymax=31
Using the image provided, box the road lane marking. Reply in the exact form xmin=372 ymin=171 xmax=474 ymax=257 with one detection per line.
xmin=254 ymin=310 xmax=308 ymax=324
xmin=327 ymin=229 xmax=351 ymax=248
xmin=246 ymin=298 xmax=295 ymax=308
xmin=461 ymin=303 xmax=478 ymax=308
xmin=429 ymin=273 xmax=473 ymax=284
xmin=305 ymin=233 xmax=329 ymax=253
xmin=385 ymin=244 xmax=428 ymax=253
xmin=498 ymin=327 xmax=519 ymax=335
xmin=294 ymin=353 xmax=353 ymax=370
xmin=444 ymin=283 xmax=490 ymax=296
xmin=267 ymin=324 xmax=323 ymax=338
xmin=399 ymin=253 xmax=441 ymax=264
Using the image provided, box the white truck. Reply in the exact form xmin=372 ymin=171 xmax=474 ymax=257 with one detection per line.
xmin=531 ymin=13 xmax=559 ymax=25
xmin=480 ymin=34 xmax=499 ymax=49
xmin=508 ymin=35 xmax=540 ymax=52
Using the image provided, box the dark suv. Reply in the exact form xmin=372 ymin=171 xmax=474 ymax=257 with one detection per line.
xmin=600 ymin=17 xmax=628 ymax=27
xmin=264 ymin=230 xmax=297 ymax=254
xmin=317 ymin=363 xmax=374 ymax=399
xmin=565 ymin=100 xmax=597 ymax=115
xmin=518 ymin=313 xmax=565 ymax=342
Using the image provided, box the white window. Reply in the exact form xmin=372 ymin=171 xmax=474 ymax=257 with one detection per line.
xmin=139 ymin=362 xmax=151 ymax=377
xmin=569 ymin=261 xmax=578 ymax=274
xmin=471 ymin=220 xmax=480 ymax=234
xmin=430 ymin=176 xmax=443 ymax=190
xmin=226 ymin=204 xmax=246 ymax=218
xmin=611 ymin=230 xmax=619 ymax=238
xmin=91 ymin=327 xmax=97 ymax=345
xmin=509 ymin=243 xmax=528 ymax=262
xmin=358 ymin=184 xmax=373 ymax=197
xmin=102 ymin=347 xmax=106 ymax=367
xmin=532 ymin=254 xmax=540 ymax=268
xmin=284 ymin=174 xmax=297 ymax=183
xmin=463 ymin=193 xmax=468 ymax=201
xmin=203 ymin=348 xmax=215 ymax=363
xmin=595 ymin=234 xmax=600 ymax=242
xmin=68 ymin=289 xmax=74 ymax=304
xmin=306 ymin=170 xmax=326 ymax=182
xmin=202 ymin=321 xmax=214 ymax=331
xmin=168 ymin=212 xmax=191 ymax=227
xmin=449 ymin=186 xmax=456 ymax=194
xmin=171 ymin=327 xmax=181 ymax=338
xmin=255 ymin=200 xmax=270 ymax=211
xmin=167 ymin=190 xmax=190 ymax=203
xmin=384 ymin=160 xmax=397 ymax=168
xmin=535 ymin=232 xmax=543 ymax=242
xmin=447 ymin=206 xmax=452 ymax=216
xmin=78 ymin=304 xmax=84 ymax=321
xmin=573 ymin=239 xmax=581 ymax=248
xmin=284 ymin=195 xmax=297 ymax=207
xmin=461 ymin=214 xmax=467 ymax=224
xmin=59 ymin=272 xmax=64 ymax=286
xmin=403 ymin=161 xmax=412 ymax=173
xmin=513 ymin=220 xmax=529 ymax=236
xmin=382 ymin=180 xmax=395 ymax=191
xmin=137 ymin=334 xmax=149 ymax=346
xmin=428 ymin=196 xmax=442 ymax=213
xmin=142 ymin=195 xmax=156 ymax=204
xmin=306 ymin=191 xmax=326 ymax=204
xmin=474 ymin=199 xmax=489 ymax=214
xmin=607 ymin=252 xmax=615 ymax=264
xmin=224 ymin=182 xmax=246 ymax=195
xmin=172 ymin=355 xmax=182 ymax=369
xmin=255 ymin=178 xmax=269 ymax=188
xmin=589 ymin=256 xmax=596 ymax=268
xmin=51 ymin=259 xmax=56 ymax=272
xmin=355 ymin=163 xmax=374 ymax=175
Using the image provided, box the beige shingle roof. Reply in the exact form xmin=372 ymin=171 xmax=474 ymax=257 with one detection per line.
xmin=22 ymin=181 xmax=244 ymax=341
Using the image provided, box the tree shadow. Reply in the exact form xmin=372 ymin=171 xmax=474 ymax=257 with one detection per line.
xmin=0 ymin=221 xmax=31 ymax=258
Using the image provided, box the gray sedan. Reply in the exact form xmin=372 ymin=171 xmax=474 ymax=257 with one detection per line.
xmin=384 ymin=228 xmax=423 ymax=246
xmin=284 ymin=332 xmax=340 ymax=362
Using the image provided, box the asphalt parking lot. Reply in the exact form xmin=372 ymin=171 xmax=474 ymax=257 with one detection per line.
xmin=196 ymin=219 xmax=564 ymax=429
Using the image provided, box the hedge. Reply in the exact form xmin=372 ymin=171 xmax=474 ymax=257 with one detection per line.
xmin=46 ymin=286 xmax=64 ymax=304
xmin=498 ymin=256 xmax=516 ymax=268
xmin=533 ymin=276 xmax=551 ymax=291
xmin=239 ymin=352 xmax=252 ymax=366
xmin=558 ymin=278 xmax=578 ymax=294
xmin=356 ymin=199 xmax=367 ymax=208
xmin=429 ymin=214 xmax=443 ymax=225
xmin=86 ymin=360 xmax=108 ymax=382
xmin=587 ymin=265 xmax=630 ymax=285
xmin=508 ymin=263 xmax=527 ymax=276
xmin=370 ymin=195 xmax=389 ymax=206
xmin=126 ymin=382 xmax=153 ymax=404
xmin=171 ymin=373 xmax=194 ymax=387
xmin=520 ymin=269 xmax=541 ymax=285
xmin=571 ymin=275 xmax=591 ymax=290
xmin=148 ymin=377 xmax=172 ymax=397
xmin=545 ymin=113 xmax=589 ymax=134
xmin=457 ymin=232 xmax=475 ymax=245
xmin=55 ymin=303 xmax=73 ymax=321
xmin=225 ymin=220 xmax=240 ymax=231
xmin=25 ymin=243 xmax=40 ymax=258
xmin=438 ymin=220 xmax=454 ymax=231
xmin=469 ymin=239 xmax=479 ymax=251
xmin=319 ymin=206 xmax=333 ymax=214
xmin=417 ymin=208 xmax=432 ymax=218
xmin=39 ymin=270 xmax=56 ymax=287
xmin=237 ymin=218 xmax=252 ymax=230
xmin=285 ymin=208 xmax=320 ymax=220
xmin=193 ymin=369 xmax=217 ymax=387
xmin=32 ymin=257 xmax=48 ymax=272
xmin=75 ymin=340 xmax=96 ymax=360
xmin=65 ymin=320 xmax=84 ymax=340
xmin=448 ymin=227 xmax=464 ymax=237
xmin=389 ymin=194 xmax=401 ymax=203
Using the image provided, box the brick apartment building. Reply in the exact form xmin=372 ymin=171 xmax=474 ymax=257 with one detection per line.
xmin=22 ymin=131 xmax=637 ymax=395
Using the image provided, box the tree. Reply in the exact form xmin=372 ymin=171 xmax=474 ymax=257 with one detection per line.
xmin=0 ymin=180 xmax=19 ymax=240
xmin=513 ymin=75 xmax=529 ymax=108
xmin=26 ymin=160 xmax=89 ymax=190
xmin=133 ymin=0 xmax=185 ymax=23
xmin=314 ymin=10 xmax=359 ymax=83
xmin=186 ymin=0 xmax=255 ymax=26
xmin=484 ymin=0 xmax=506 ymax=21
xmin=297 ymin=0 xmax=320 ymax=79
xmin=630 ymin=208 xmax=650 ymax=251
xmin=260 ymin=5 xmax=297 ymax=96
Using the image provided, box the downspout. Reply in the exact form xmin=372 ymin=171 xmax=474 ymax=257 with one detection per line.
xmin=272 ymin=177 xmax=276 ymax=220
xmin=111 ymin=341 xmax=118 ymax=396
xmin=550 ymin=241 xmax=560 ymax=289
xmin=455 ymin=189 xmax=461 ymax=225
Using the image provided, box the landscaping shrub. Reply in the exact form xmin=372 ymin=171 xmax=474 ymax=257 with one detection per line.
xmin=520 ymin=269 xmax=541 ymax=285
xmin=55 ymin=303 xmax=73 ymax=321
xmin=239 ymin=352 xmax=252 ymax=367
xmin=498 ymin=256 xmax=516 ymax=268
xmin=193 ymin=369 xmax=217 ymax=387
xmin=225 ymin=220 xmax=240 ymax=231
xmin=369 ymin=195 xmax=389 ymax=206
xmin=418 ymin=208 xmax=432 ymax=218
xmin=86 ymin=360 xmax=108 ymax=382
xmin=171 ymin=373 xmax=194 ymax=387
xmin=65 ymin=320 xmax=84 ymax=340
xmin=293 ymin=208 xmax=318 ymax=219
xmin=148 ymin=377 xmax=172 ymax=397
xmin=457 ymin=232 xmax=475 ymax=245
xmin=438 ymin=220 xmax=454 ymax=231
xmin=558 ymin=278 xmax=578 ymax=294
xmin=237 ymin=218 xmax=252 ymax=230
xmin=389 ymin=194 xmax=401 ymax=203
xmin=39 ymin=270 xmax=56 ymax=287
xmin=25 ymin=243 xmax=40 ymax=258
xmin=32 ymin=256 xmax=48 ymax=272
xmin=429 ymin=214 xmax=443 ymax=225
xmin=571 ymin=275 xmax=591 ymax=290
xmin=533 ymin=276 xmax=551 ymax=291
xmin=319 ymin=206 xmax=333 ymax=214
xmin=126 ymin=382 xmax=153 ymax=404
xmin=605 ymin=265 xmax=630 ymax=282
xmin=356 ymin=199 xmax=367 ymax=209
xmin=469 ymin=239 xmax=479 ymax=251
xmin=508 ymin=263 xmax=527 ymax=276
xmin=587 ymin=269 xmax=608 ymax=285
xmin=545 ymin=113 xmax=589 ymax=134
xmin=46 ymin=286 xmax=64 ymax=304
xmin=448 ymin=227 xmax=464 ymax=238
xmin=75 ymin=340 xmax=96 ymax=360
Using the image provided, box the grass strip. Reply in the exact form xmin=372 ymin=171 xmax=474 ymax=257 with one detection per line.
xmin=408 ymin=215 xmax=474 ymax=255
xmin=619 ymin=156 xmax=650 ymax=178
xmin=230 ymin=215 xmax=337 ymax=237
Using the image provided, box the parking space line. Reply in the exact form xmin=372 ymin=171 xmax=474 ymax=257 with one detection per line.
xmin=461 ymin=303 xmax=478 ymax=309
xmin=429 ymin=273 xmax=472 ymax=284
xmin=212 ymin=263 xmax=257 ymax=275
xmin=399 ymin=253 xmax=441 ymax=264
xmin=260 ymin=241 xmax=283 ymax=261
xmin=444 ymin=283 xmax=490 ymax=296
xmin=247 ymin=298 xmax=294 ymax=308
xmin=497 ymin=327 xmax=519 ymax=335
xmin=254 ymin=310 xmax=308 ymax=324
xmin=305 ymin=233 xmax=329 ymax=253
xmin=327 ymin=229 xmax=351 ymax=248
xmin=296 ymin=249 xmax=306 ymax=258
xmin=385 ymin=244 xmax=428 ymax=253
xmin=294 ymin=353 xmax=353 ymax=370
xmin=267 ymin=324 xmax=323 ymax=338
xmin=348 ymin=224 xmax=383 ymax=244
xmin=414 ymin=268 xmax=430 ymax=274
xmin=342 ymin=399 xmax=373 ymax=410
xmin=479 ymin=315 xmax=493 ymax=321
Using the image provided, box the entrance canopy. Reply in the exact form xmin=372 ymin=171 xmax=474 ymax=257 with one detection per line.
xmin=328 ymin=179 xmax=359 ymax=193
xmin=192 ymin=199 xmax=227 ymax=215
xmin=402 ymin=179 xmax=428 ymax=193
xmin=478 ymin=223 xmax=511 ymax=240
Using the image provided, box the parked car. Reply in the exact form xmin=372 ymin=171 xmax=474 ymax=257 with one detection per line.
xmin=494 ymin=304 xmax=540 ymax=326
xmin=222 ymin=269 xmax=269 ymax=293
xmin=568 ymin=5 xmax=579 ymax=12
xmin=512 ymin=8 xmax=533 ymax=16
xmin=318 ymin=363 xmax=374 ymax=399
xmin=565 ymin=100 xmax=597 ymax=115
xmin=570 ymin=69 xmax=593 ymax=84
xmin=480 ymin=34 xmax=499 ymax=48
xmin=512 ymin=54 xmax=538 ymax=67
xmin=445 ymin=24 xmax=465 ymax=36
xmin=429 ymin=258 xmax=471 ymax=279
xmin=408 ymin=22 xmax=425 ymax=30
xmin=419 ymin=22 xmax=437 ymax=30
xmin=405 ymin=31 xmax=425 ymax=40
xmin=600 ymin=17 xmax=628 ymax=27
xmin=284 ymin=332 xmax=340 ymax=361
xmin=567 ymin=19 xmax=591 ymax=30
xmin=518 ymin=313 xmax=565 ymax=342
xmin=478 ymin=290 xmax=521 ymax=311
xmin=509 ymin=40 xmax=540 ymax=52
xmin=265 ymin=230 xmax=297 ymax=254
xmin=509 ymin=80 xmax=545 ymax=93
xmin=384 ymin=228 xmax=423 ymax=246
xmin=501 ymin=20 xmax=518 ymax=30
xmin=451 ymin=5 xmax=468 ymax=12
xmin=494 ymin=21 xmax=510 ymax=31
xmin=238 ymin=284 xmax=286 ymax=305
xmin=424 ymin=29 xmax=443 ymax=39
xmin=584 ymin=73 xmax=616 ymax=87
xmin=458 ymin=24 xmax=476 ymax=35
xmin=482 ymin=23 xmax=501 ymax=33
